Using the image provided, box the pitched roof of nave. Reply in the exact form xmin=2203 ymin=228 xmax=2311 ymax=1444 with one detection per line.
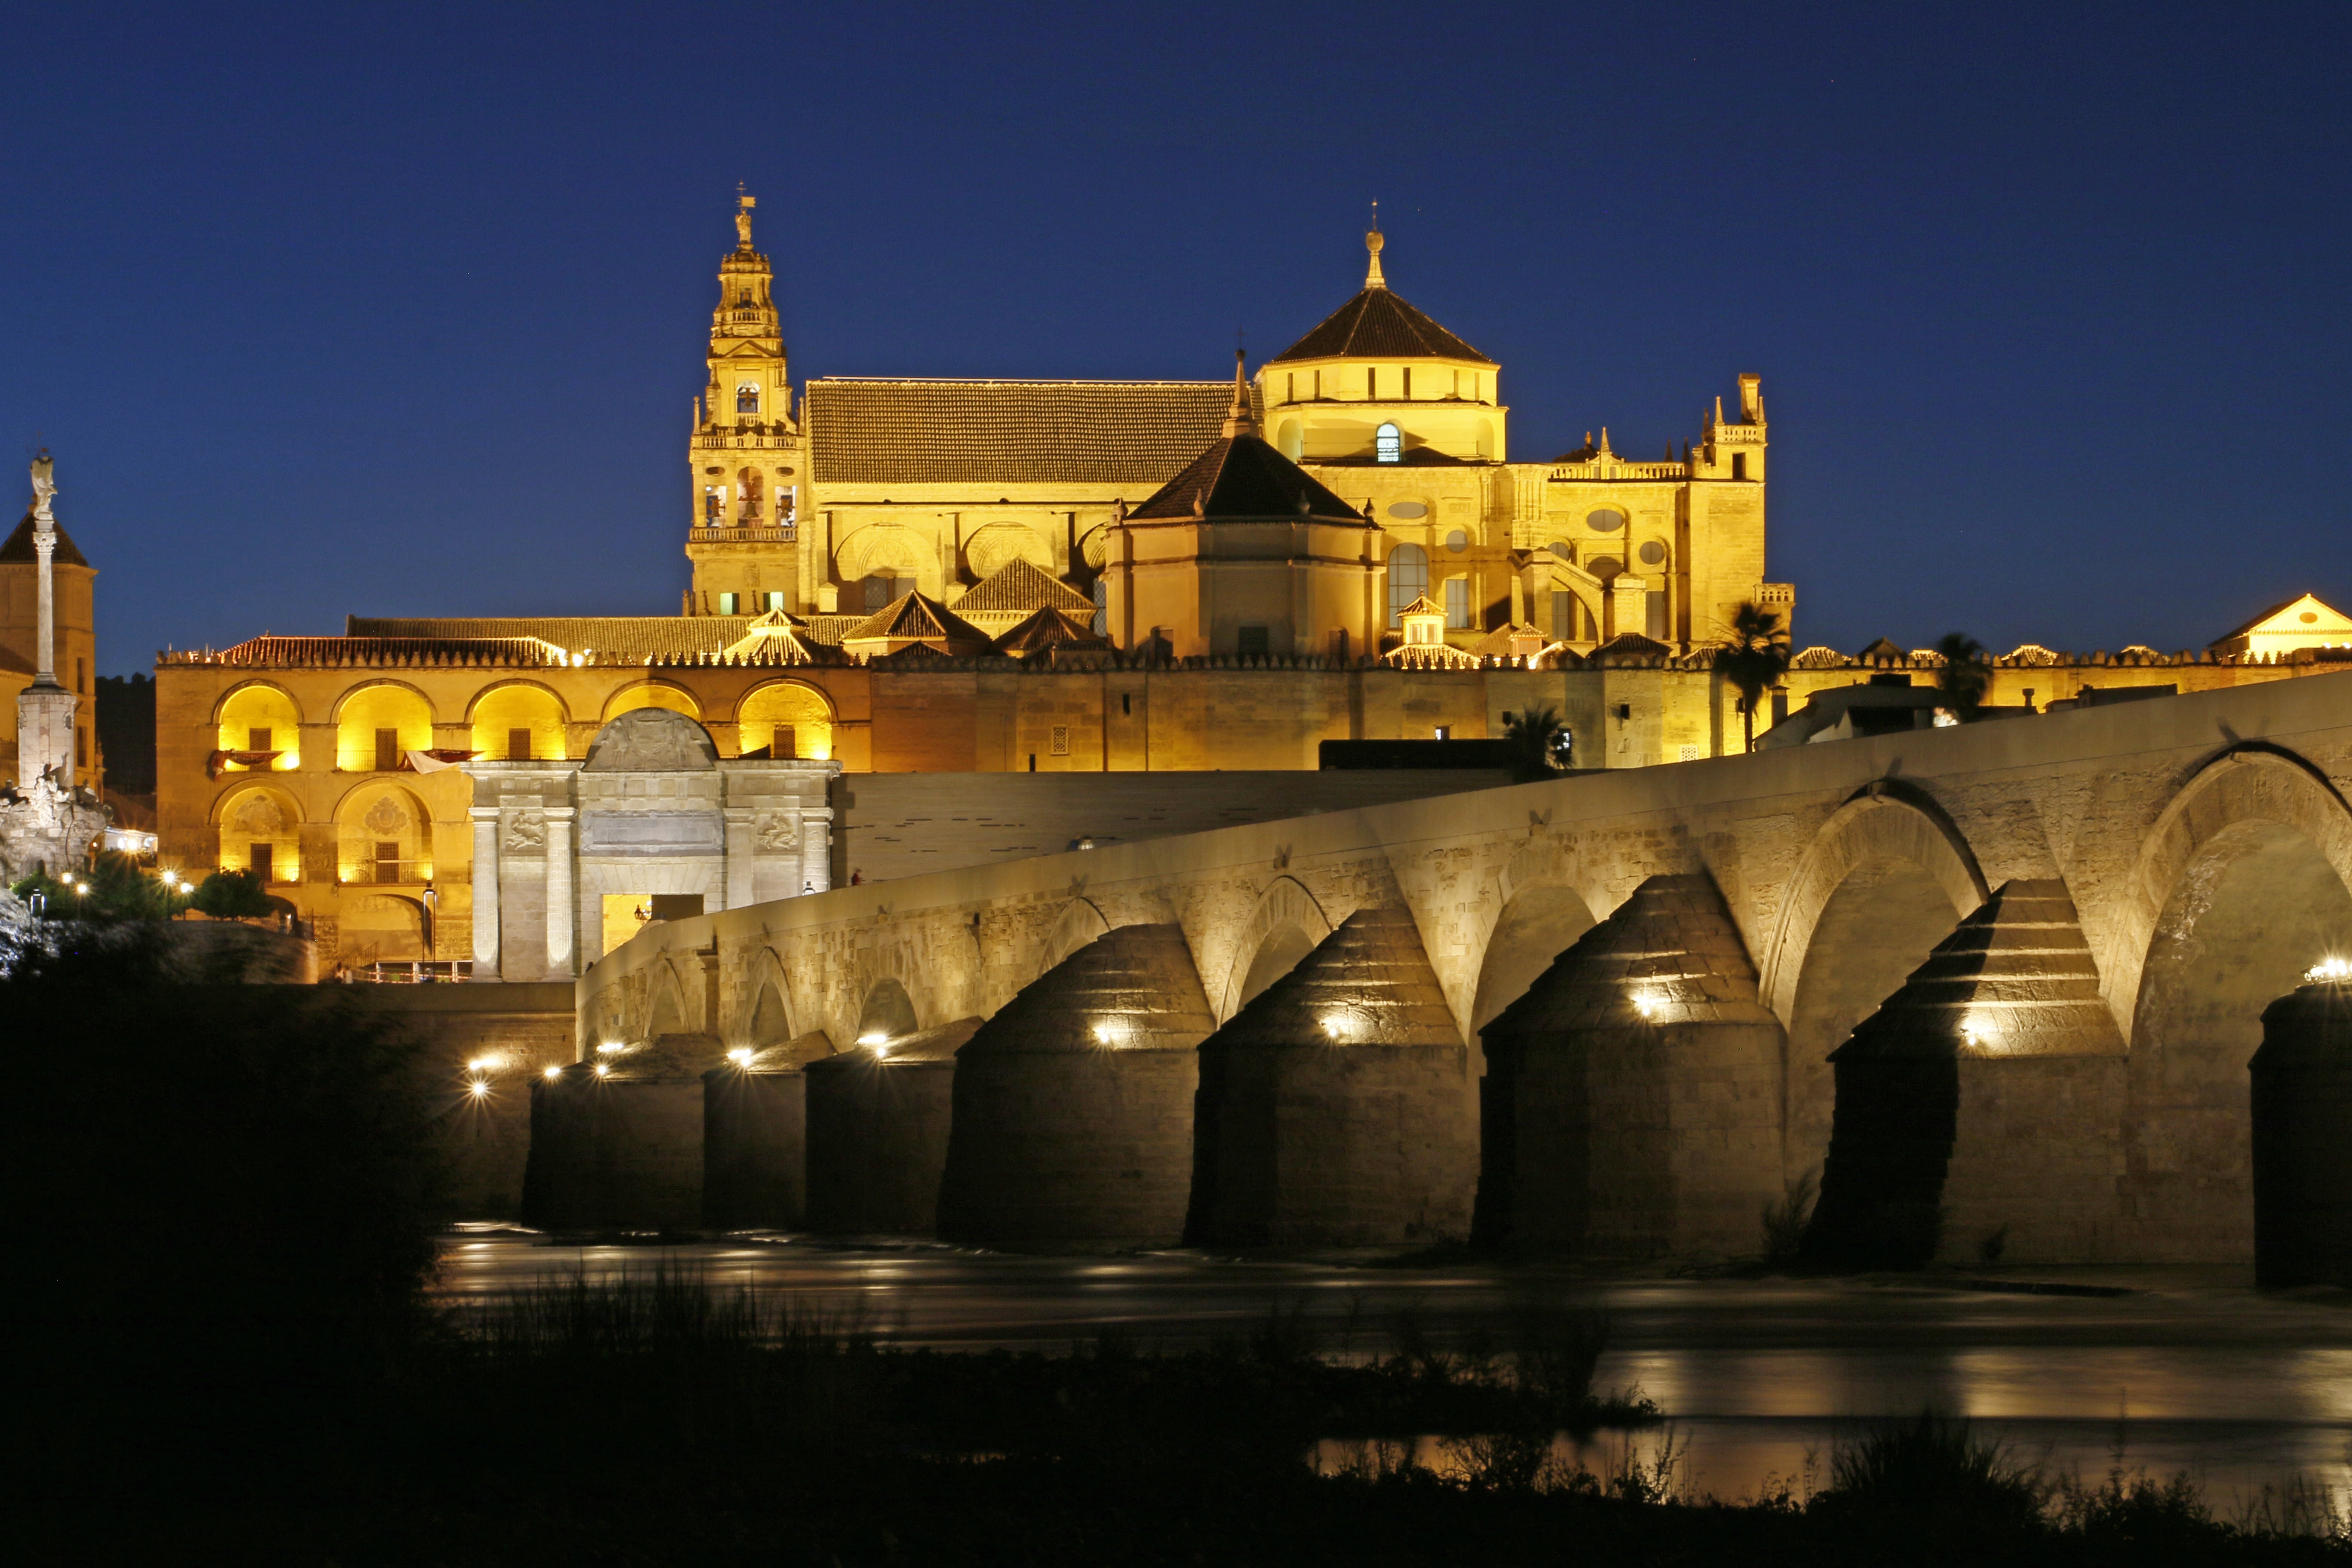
xmin=952 ymin=557 xmax=1097 ymax=616
xmin=1267 ymin=234 xmax=1493 ymax=367
xmin=804 ymin=379 xmax=1264 ymax=486
xmin=2 ymin=513 xmax=89 ymax=567
xmin=1126 ymin=430 xmax=1369 ymax=523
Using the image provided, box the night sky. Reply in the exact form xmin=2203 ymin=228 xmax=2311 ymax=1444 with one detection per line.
xmin=6 ymin=1 xmax=2346 ymax=675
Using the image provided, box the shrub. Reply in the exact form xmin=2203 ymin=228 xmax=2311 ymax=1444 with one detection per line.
xmin=191 ymin=866 xmax=275 ymax=919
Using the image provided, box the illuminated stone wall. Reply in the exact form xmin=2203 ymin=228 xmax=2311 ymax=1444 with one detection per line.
xmin=576 ymin=672 xmax=2352 ymax=1262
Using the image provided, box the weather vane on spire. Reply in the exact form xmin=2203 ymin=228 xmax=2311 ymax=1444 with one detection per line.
xmin=735 ymin=184 xmax=756 ymax=247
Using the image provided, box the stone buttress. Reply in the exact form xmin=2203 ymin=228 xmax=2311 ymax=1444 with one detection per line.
xmin=1183 ymin=905 xmax=1476 ymax=1248
xmin=803 ymin=1018 xmax=982 ymax=1236
xmin=936 ymin=924 xmax=1216 ymax=1247
xmin=1471 ymin=873 xmax=1785 ymax=1258
xmin=1808 ymin=879 xmax=2127 ymax=1267
xmin=2250 ymin=978 xmax=2352 ymax=1288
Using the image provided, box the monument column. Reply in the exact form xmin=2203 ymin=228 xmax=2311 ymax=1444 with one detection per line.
xmin=17 ymin=452 xmax=78 ymax=786
xmin=544 ymin=806 xmax=576 ymax=979
xmin=469 ymin=806 xmax=501 ymax=980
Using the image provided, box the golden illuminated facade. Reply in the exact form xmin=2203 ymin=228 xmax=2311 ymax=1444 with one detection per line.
xmin=150 ymin=195 xmax=2352 ymax=973
xmin=686 ymin=200 xmax=1789 ymax=655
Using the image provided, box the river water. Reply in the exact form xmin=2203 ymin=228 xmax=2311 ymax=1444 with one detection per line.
xmin=433 ymin=1228 xmax=2352 ymax=1510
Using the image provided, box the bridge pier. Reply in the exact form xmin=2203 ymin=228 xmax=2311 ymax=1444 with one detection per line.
xmin=2251 ymin=977 xmax=2352 ymax=1287
xmin=704 ymin=1029 xmax=836 ymax=1230
xmin=937 ymin=924 xmax=1214 ymax=1248
xmin=1472 ymin=874 xmax=1784 ymax=1258
xmin=1184 ymin=906 xmax=1476 ymax=1248
xmin=521 ymin=1061 xmax=707 ymax=1232
xmin=704 ymin=1069 xmax=807 ymax=1229
xmin=1809 ymin=882 xmax=2127 ymax=1267
xmin=803 ymin=1019 xmax=981 ymax=1236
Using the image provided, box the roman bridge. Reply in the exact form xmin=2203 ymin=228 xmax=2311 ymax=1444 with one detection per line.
xmin=554 ymin=672 xmax=2352 ymax=1271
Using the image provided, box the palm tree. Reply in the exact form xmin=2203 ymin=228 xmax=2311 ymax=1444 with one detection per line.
xmin=1500 ymin=706 xmax=1571 ymax=781
xmin=1713 ymin=601 xmax=1790 ymax=752
xmin=1935 ymin=632 xmax=1992 ymax=710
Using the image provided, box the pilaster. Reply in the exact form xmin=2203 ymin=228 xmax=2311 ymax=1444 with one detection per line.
xmin=470 ymin=807 xmax=502 ymax=979
xmin=544 ymin=806 xmax=576 ymax=979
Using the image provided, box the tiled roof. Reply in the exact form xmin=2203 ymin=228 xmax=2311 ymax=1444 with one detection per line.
xmin=796 ymin=615 xmax=864 ymax=647
xmin=346 ymin=616 xmax=753 ymax=659
xmin=840 ymin=591 xmax=992 ymax=657
xmin=805 ymin=378 xmax=1262 ymax=486
xmin=1268 ymin=288 xmax=1492 ymax=366
xmin=1127 ymin=434 xmax=1369 ymax=523
xmin=1591 ymin=632 xmax=1672 ymax=659
xmin=720 ymin=610 xmax=820 ymax=664
xmin=992 ymin=606 xmax=1111 ymax=656
xmin=1 ymin=514 xmax=89 ymax=567
xmin=955 ymin=557 xmax=1095 ymax=616
xmin=172 ymin=636 xmax=573 ymax=668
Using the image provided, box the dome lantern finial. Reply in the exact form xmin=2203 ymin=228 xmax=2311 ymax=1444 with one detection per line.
xmin=1364 ymin=202 xmax=1385 ymax=289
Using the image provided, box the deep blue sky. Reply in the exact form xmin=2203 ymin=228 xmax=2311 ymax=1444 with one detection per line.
xmin=6 ymin=1 xmax=2346 ymax=674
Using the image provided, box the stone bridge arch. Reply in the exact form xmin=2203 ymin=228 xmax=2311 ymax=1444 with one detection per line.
xmin=1036 ymin=897 xmax=1112 ymax=978
xmin=644 ymin=958 xmax=693 ymax=1041
xmin=2112 ymin=744 xmax=2352 ymax=1259
xmin=1761 ymin=783 xmax=1991 ymax=1185
xmin=1216 ymin=876 xmax=1333 ymax=1022
xmin=1467 ymin=835 xmax=1607 ymax=1042
xmin=739 ymin=944 xmax=804 ymax=1052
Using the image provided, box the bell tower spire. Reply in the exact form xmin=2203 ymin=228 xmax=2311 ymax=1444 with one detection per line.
xmin=686 ymin=190 xmax=805 ymax=615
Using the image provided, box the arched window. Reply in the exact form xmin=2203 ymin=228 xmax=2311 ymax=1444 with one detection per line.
xmin=1376 ymin=422 xmax=1402 ymax=463
xmin=736 ymin=468 xmax=763 ymax=520
xmin=1386 ymin=542 xmax=1428 ymax=627
xmin=738 ymin=681 xmax=835 ymax=761
xmin=736 ymin=385 xmax=760 ymax=414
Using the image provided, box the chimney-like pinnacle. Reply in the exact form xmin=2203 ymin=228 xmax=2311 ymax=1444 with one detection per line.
xmin=1220 ymin=348 xmax=1257 ymax=438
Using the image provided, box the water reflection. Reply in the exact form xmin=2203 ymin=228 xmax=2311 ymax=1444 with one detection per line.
xmin=435 ymin=1231 xmax=2352 ymax=1502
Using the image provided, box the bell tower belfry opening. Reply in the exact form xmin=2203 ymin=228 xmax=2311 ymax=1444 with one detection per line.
xmin=685 ymin=190 xmax=807 ymax=616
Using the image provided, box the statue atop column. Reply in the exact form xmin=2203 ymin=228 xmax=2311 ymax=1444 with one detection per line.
xmin=2 ymin=452 xmax=107 ymax=884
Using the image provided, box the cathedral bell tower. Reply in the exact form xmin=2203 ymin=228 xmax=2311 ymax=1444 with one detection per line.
xmin=684 ymin=190 xmax=806 ymax=616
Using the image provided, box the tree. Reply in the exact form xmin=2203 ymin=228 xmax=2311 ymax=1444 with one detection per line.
xmin=1500 ymin=706 xmax=1572 ymax=781
xmin=1935 ymin=632 xmax=1993 ymax=710
xmin=1713 ymin=601 xmax=1791 ymax=752
xmin=192 ymin=867 xmax=276 ymax=919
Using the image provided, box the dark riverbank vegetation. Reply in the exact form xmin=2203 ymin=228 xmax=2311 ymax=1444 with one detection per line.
xmin=5 ymin=922 xmax=2348 ymax=1563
